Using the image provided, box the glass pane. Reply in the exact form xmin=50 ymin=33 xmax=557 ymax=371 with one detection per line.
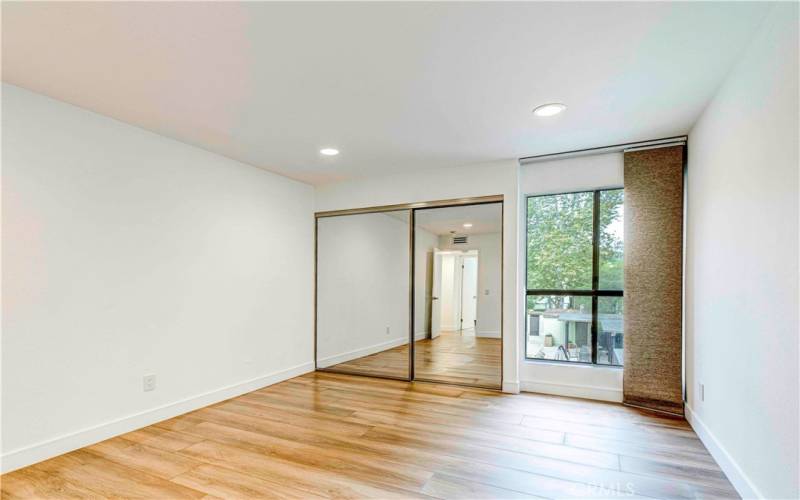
xmin=413 ymin=203 xmax=502 ymax=389
xmin=526 ymin=295 xmax=592 ymax=363
xmin=599 ymin=189 xmax=624 ymax=290
xmin=597 ymin=296 xmax=624 ymax=366
xmin=316 ymin=210 xmax=410 ymax=379
xmin=527 ymin=192 xmax=593 ymax=290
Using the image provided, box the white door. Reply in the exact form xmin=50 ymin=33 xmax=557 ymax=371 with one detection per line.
xmin=460 ymin=255 xmax=478 ymax=331
xmin=431 ymin=249 xmax=443 ymax=338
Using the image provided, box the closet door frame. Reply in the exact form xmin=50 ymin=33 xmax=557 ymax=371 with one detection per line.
xmin=314 ymin=194 xmax=504 ymax=388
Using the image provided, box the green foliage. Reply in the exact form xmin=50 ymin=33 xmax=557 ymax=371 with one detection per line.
xmin=526 ymin=189 xmax=624 ymax=310
xmin=527 ymin=192 xmax=593 ymax=291
xmin=598 ymin=189 xmax=624 ymax=290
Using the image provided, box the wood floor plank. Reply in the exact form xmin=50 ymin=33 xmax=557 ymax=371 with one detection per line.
xmin=362 ymin=422 xmax=619 ymax=469
xmin=619 ymin=454 xmax=734 ymax=490
xmin=1 ymin=372 xmax=738 ymax=500
xmin=83 ymin=440 xmax=205 ymax=480
xmin=326 ymin=331 xmax=502 ymax=388
xmin=270 ymin=385 xmax=526 ymax=425
xmin=421 ymin=472 xmax=542 ymax=499
xmin=0 ymin=467 xmax=101 ymax=500
xmin=171 ymin=463 xmax=326 ymax=499
xmin=28 ymin=449 xmax=206 ymax=499
xmin=565 ymin=432 xmax=721 ymax=468
xmin=274 ymin=377 xmax=490 ymax=410
xmin=360 ymin=425 xmax=733 ymax=500
xmin=178 ymin=440 xmax=430 ymax=499
xmin=346 ymin=407 xmax=566 ymax=444
xmin=177 ymin=421 xmax=434 ymax=492
xmin=520 ymin=414 xmax=707 ymax=450
xmin=212 ymin=399 xmax=370 ymax=437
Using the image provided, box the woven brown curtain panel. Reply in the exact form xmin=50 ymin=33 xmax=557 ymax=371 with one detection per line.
xmin=623 ymin=145 xmax=685 ymax=415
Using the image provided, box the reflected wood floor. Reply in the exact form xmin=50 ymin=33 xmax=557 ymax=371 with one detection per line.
xmin=1 ymin=372 xmax=738 ymax=499
xmin=327 ymin=331 xmax=502 ymax=388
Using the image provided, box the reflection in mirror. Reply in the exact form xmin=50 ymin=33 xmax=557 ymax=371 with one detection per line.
xmin=414 ymin=203 xmax=502 ymax=388
xmin=316 ymin=210 xmax=410 ymax=379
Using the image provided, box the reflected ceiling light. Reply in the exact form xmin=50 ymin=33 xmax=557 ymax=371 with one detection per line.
xmin=320 ymin=148 xmax=339 ymax=156
xmin=463 ymin=223 xmax=473 ymax=228
xmin=532 ymin=103 xmax=567 ymax=117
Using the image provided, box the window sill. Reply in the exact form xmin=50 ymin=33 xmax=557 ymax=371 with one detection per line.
xmin=523 ymin=357 xmax=623 ymax=370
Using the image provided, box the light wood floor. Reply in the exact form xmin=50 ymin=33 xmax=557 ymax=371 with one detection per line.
xmin=326 ymin=331 xmax=502 ymax=388
xmin=1 ymin=372 xmax=737 ymax=499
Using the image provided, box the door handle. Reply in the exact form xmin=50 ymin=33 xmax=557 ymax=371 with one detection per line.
xmin=432 ymin=296 xmax=439 ymax=300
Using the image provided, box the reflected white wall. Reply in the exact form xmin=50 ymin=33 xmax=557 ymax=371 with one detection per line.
xmin=316 ymin=212 xmax=410 ymax=374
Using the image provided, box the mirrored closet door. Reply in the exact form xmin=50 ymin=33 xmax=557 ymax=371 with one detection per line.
xmin=316 ymin=210 xmax=411 ymax=380
xmin=413 ymin=202 xmax=502 ymax=389
xmin=315 ymin=197 xmax=502 ymax=389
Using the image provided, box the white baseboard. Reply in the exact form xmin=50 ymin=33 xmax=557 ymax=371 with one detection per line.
xmin=502 ymin=380 xmax=520 ymax=394
xmin=477 ymin=330 xmax=501 ymax=338
xmin=685 ymin=405 xmax=761 ymax=499
xmin=414 ymin=331 xmax=428 ymax=341
xmin=0 ymin=361 xmax=314 ymax=474
xmin=317 ymin=337 xmax=408 ymax=368
xmin=520 ymin=379 xmax=623 ymax=403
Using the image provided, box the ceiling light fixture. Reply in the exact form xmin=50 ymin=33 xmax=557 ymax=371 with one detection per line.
xmin=320 ymin=148 xmax=339 ymax=156
xmin=532 ymin=103 xmax=567 ymax=117
xmin=463 ymin=223 xmax=473 ymax=228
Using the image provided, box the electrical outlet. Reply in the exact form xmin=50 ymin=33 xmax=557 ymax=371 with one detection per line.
xmin=385 ymin=326 xmax=391 ymax=335
xmin=699 ymin=383 xmax=704 ymax=402
xmin=143 ymin=374 xmax=157 ymax=392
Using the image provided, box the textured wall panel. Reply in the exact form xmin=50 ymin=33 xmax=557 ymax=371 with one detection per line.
xmin=623 ymin=146 xmax=684 ymax=414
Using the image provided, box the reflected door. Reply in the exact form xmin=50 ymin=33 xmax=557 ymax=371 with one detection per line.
xmin=460 ymin=255 xmax=478 ymax=331
xmin=430 ymin=249 xmax=443 ymax=339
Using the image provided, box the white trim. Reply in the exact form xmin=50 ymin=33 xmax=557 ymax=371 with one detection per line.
xmin=685 ymin=405 xmax=761 ymax=499
xmin=502 ymin=380 xmax=520 ymax=394
xmin=0 ymin=361 xmax=314 ymax=474
xmin=318 ymin=333 xmax=428 ymax=369
xmin=317 ymin=337 xmax=408 ymax=368
xmin=519 ymin=136 xmax=687 ymax=164
xmin=520 ymin=379 xmax=623 ymax=403
xmin=622 ymin=141 xmax=686 ymax=153
xmin=477 ymin=330 xmax=501 ymax=338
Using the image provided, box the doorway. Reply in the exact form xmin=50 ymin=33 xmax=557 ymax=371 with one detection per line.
xmin=431 ymin=250 xmax=478 ymax=337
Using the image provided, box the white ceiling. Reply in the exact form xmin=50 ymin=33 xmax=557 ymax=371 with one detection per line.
xmin=2 ymin=2 xmax=769 ymax=185
xmin=416 ymin=203 xmax=502 ymax=236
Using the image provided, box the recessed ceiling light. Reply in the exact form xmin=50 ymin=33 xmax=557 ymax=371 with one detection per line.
xmin=463 ymin=223 xmax=473 ymax=228
xmin=320 ymin=148 xmax=339 ymax=156
xmin=532 ymin=103 xmax=567 ymax=117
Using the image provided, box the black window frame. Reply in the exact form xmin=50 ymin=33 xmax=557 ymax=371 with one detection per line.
xmin=525 ymin=188 xmax=624 ymax=366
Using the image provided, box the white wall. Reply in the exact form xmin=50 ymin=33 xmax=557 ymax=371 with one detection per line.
xmin=439 ymin=233 xmax=502 ymax=337
xmin=519 ymin=153 xmax=625 ymax=402
xmin=316 ymin=212 xmax=410 ymax=367
xmin=1 ymin=84 xmax=315 ymax=472
xmin=315 ymin=160 xmax=521 ymax=392
xmin=685 ymin=4 xmax=799 ymax=499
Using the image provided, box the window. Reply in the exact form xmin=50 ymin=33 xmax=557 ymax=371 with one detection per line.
xmin=525 ymin=189 xmax=624 ymax=365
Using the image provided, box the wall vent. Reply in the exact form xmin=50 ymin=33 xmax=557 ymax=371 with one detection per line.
xmin=452 ymin=235 xmax=468 ymax=245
